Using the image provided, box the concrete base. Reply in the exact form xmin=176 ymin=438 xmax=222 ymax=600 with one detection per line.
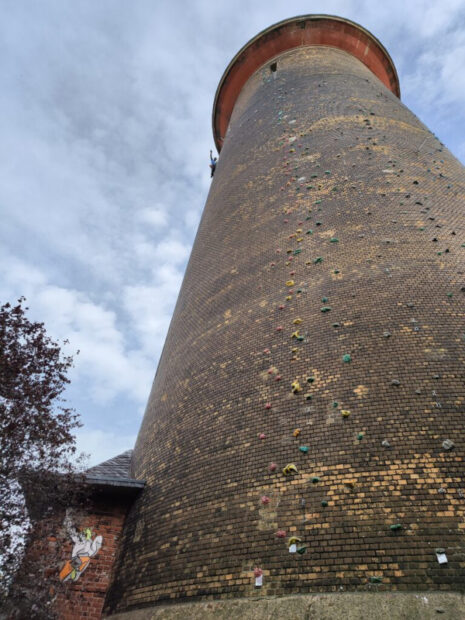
xmin=106 ymin=592 xmax=465 ymax=620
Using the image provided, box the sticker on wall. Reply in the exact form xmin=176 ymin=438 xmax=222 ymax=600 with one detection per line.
xmin=59 ymin=513 xmax=103 ymax=582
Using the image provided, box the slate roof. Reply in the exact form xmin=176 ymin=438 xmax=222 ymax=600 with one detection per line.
xmin=86 ymin=449 xmax=145 ymax=489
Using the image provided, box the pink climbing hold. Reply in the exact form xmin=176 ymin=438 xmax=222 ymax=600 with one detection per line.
xmin=276 ymin=530 xmax=286 ymax=538
xmin=288 ymin=257 xmax=293 ymax=262
xmin=284 ymin=218 xmax=288 ymax=223
xmin=263 ymin=348 xmax=270 ymax=354
xmin=276 ymin=325 xmax=283 ymax=331
xmin=276 ymin=249 xmax=281 ymax=253
xmin=275 ymin=375 xmax=281 ymax=381
xmin=254 ymin=567 xmax=263 ymax=578
xmin=261 ymin=496 xmax=270 ymax=505
xmin=265 ymin=402 xmax=272 ymax=409
xmin=259 ymin=433 xmax=266 ymax=440
xmin=267 ymin=368 xmax=273 ymax=374
xmin=279 ymin=305 xmax=285 ymax=310
xmin=290 ymin=271 xmax=295 ymax=276
xmin=269 ymin=462 xmax=277 ymax=471
xmin=270 ymin=262 xmax=275 ymax=267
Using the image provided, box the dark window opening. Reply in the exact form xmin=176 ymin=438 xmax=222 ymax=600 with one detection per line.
xmin=270 ymin=62 xmax=277 ymax=73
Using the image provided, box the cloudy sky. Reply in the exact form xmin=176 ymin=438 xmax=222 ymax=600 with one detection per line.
xmin=1 ymin=0 xmax=465 ymax=466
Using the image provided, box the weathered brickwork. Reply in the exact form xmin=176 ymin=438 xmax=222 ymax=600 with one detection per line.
xmin=22 ymin=498 xmax=128 ymax=619
xmin=105 ymin=31 xmax=465 ymax=616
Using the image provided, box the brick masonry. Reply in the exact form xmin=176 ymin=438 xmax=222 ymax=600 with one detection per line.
xmin=104 ymin=36 xmax=465 ymax=616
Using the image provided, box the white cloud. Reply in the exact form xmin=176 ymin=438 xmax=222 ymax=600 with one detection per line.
xmin=75 ymin=429 xmax=137 ymax=468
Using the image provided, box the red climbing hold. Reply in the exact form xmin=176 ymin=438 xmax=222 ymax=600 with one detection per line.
xmin=276 ymin=530 xmax=286 ymax=538
xmin=259 ymin=433 xmax=266 ymax=440
xmin=261 ymin=496 xmax=270 ymax=505
xmin=269 ymin=462 xmax=277 ymax=471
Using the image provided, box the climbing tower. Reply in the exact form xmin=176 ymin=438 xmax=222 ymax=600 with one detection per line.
xmin=105 ymin=15 xmax=465 ymax=618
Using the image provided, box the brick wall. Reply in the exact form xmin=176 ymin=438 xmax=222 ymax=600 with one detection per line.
xmin=105 ymin=43 xmax=465 ymax=615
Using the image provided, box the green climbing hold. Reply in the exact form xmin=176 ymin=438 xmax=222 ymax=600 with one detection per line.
xmin=357 ymin=432 xmax=364 ymax=440
xmin=369 ymin=576 xmax=382 ymax=584
xmin=321 ymin=500 xmax=328 ymax=507
xmin=306 ymin=185 xmax=314 ymax=190
xmin=307 ymin=376 xmax=315 ymax=383
xmin=321 ymin=296 xmax=328 ymax=303
xmin=299 ymin=446 xmax=309 ymax=453
xmin=297 ymin=336 xmax=304 ymax=341
xmin=461 ymin=244 xmax=465 ymax=248
xmin=342 ymin=354 xmax=351 ymax=363
xmin=311 ymin=174 xmax=318 ymax=178
xmin=332 ymin=323 xmax=340 ymax=328
xmin=330 ymin=237 xmax=339 ymax=243
xmin=324 ymin=170 xmax=331 ymax=175
xmin=334 ymin=269 xmax=340 ymax=274
xmin=314 ymin=257 xmax=323 ymax=264
xmin=316 ymin=221 xmax=322 ymax=226
xmin=390 ymin=524 xmax=403 ymax=531
xmin=314 ymin=199 xmax=322 ymax=204
xmin=306 ymin=229 xmax=313 ymax=234
xmin=293 ymin=249 xmax=302 ymax=255
xmin=321 ymin=306 xmax=331 ymax=313
xmin=312 ymin=476 xmax=320 ymax=483
xmin=447 ymin=292 xmax=453 ymax=298
xmin=305 ymin=394 xmax=312 ymax=401
xmin=296 ymin=546 xmax=307 ymax=554
xmin=332 ymin=401 xmax=338 ymax=408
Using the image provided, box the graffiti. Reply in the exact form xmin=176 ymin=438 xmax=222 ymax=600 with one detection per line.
xmin=59 ymin=512 xmax=102 ymax=582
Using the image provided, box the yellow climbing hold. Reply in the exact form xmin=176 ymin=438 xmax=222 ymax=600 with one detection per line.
xmin=293 ymin=318 xmax=302 ymax=324
xmin=286 ymin=295 xmax=292 ymax=301
xmin=291 ymin=381 xmax=302 ymax=393
xmin=288 ymin=536 xmax=302 ymax=546
xmin=283 ymin=464 xmax=299 ymax=476
xmin=296 ymin=228 xmax=302 ymax=233
xmin=344 ymin=479 xmax=356 ymax=489
xmin=297 ymin=237 xmax=303 ymax=242
xmin=293 ymin=428 xmax=301 ymax=437
xmin=291 ymin=330 xmax=300 ymax=339
xmin=341 ymin=410 xmax=351 ymax=418
xmin=286 ymin=280 xmax=295 ymax=287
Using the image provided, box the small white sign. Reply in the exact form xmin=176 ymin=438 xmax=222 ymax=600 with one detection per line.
xmin=436 ymin=553 xmax=448 ymax=564
xmin=289 ymin=544 xmax=297 ymax=553
xmin=255 ymin=575 xmax=263 ymax=587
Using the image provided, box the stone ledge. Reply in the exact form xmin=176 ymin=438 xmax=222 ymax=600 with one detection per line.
xmin=105 ymin=591 xmax=465 ymax=620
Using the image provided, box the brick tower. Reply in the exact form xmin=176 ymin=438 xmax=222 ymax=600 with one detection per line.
xmin=105 ymin=15 xmax=465 ymax=618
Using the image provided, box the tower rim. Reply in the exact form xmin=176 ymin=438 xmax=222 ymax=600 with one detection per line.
xmin=212 ymin=14 xmax=400 ymax=152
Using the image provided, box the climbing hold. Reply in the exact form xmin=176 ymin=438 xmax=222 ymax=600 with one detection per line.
xmin=321 ymin=296 xmax=329 ymax=303
xmin=269 ymin=463 xmax=277 ymax=472
xmin=447 ymin=292 xmax=453 ymax=298
xmin=369 ymin=576 xmax=383 ymax=584
xmin=286 ymin=280 xmax=295 ymax=286
xmin=390 ymin=524 xmax=403 ymax=531
xmin=330 ymin=237 xmax=339 ymax=243
xmin=381 ymin=440 xmax=391 ymax=448
xmin=341 ymin=410 xmax=351 ymax=418
xmin=253 ymin=567 xmax=263 ymax=577
xmin=344 ymin=479 xmax=355 ymax=489
xmin=332 ymin=323 xmax=340 ymax=328
xmin=438 ymin=488 xmax=446 ymax=495
xmin=293 ymin=249 xmax=302 ymax=255
xmin=334 ymin=269 xmax=340 ymax=274
xmin=283 ymin=464 xmax=298 ymax=476
xmin=286 ymin=296 xmax=292 ymax=301
xmin=275 ymin=375 xmax=282 ymax=381
xmin=442 ymin=439 xmax=454 ymax=451
xmin=321 ymin=500 xmax=328 ymax=507
xmin=342 ymin=354 xmax=351 ymax=363
xmin=299 ymin=446 xmax=309 ymax=453
xmin=291 ymin=381 xmax=302 ymax=394
xmin=276 ymin=530 xmax=286 ymax=538
xmin=305 ymin=394 xmax=312 ymax=401
xmin=296 ymin=546 xmax=307 ymax=554
xmin=307 ymin=376 xmax=315 ymax=383
xmin=314 ymin=257 xmax=323 ymax=264
xmin=291 ymin=330 xmax=300 ymax=339
xmin=383 ymin=331 xmax=391 ymax=338
xmin=288 ymin=536 xmax=301 ymax=546
xmin=279 ymin=305 xmax=285 ymax=310
xmin=293 ymin=318 xmax=302 ymax=325
xmin=333 ymin=401 xmax=339 ymax=408
xmin=276 ymin=326 xmax=283 ymax=332
xmin=311 ymin=476 xmax=320 ymax=484
xmin=306 ymin=229 xmax=313 ymax=234
xmin=324 ymin=170 xmax=331 ymax=175
xmin=321 ymin=306 xmax=332 ymax=313
xmin=293 ymin=428 xmax=301 ymax=437
xmin=265 ymin=403 xmax=272 ymax=410
xmin=261 ymin=496 xmax=270 ymax=505
xmin=391 ymin=379 xmax=400 ymax=386
xmin=259 ymin=433 xmax=266 ymax=440
xmin=435 ymin=549 xmax=448 ymax=564
xmin=357 ymin=432 xmax=364 ymax=440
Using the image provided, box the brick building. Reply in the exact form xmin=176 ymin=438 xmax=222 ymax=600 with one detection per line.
xmin=60 ymin=14 xmax=465 ymax=619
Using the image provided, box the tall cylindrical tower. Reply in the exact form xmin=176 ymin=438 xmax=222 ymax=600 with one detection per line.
xmin=105 ymin=15 xmax=465 ymax=618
